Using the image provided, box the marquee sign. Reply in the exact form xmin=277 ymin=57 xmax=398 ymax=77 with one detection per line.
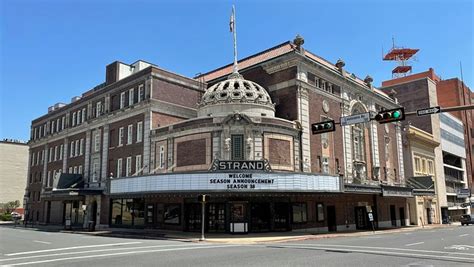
xmin=209 ymin=160 xmax=272 ymax=172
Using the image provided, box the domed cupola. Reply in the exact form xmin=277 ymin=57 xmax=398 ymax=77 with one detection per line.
xmin=197 ymin=72 xmax=275 ymax=118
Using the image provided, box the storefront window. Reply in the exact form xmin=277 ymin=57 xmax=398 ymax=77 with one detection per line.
xmin=122 ymin=199 xmax=134 ymax=226
xmin=164 ymin=204 xmax=181 ymax=225
xmin=133 ymin=199 xmax=145 ymax=226
xmin=292 ymin=203 xmax=307 ymax=223
xmin=112 ymin=199 xmax=123 ymax=225
xmin=317 ymin=203 xmax=325 ymax=222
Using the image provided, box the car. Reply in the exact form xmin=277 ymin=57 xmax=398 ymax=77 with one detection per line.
xmin=460 ymin=214 xmax=474 ymax=226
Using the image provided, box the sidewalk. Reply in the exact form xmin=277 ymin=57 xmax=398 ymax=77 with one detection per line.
xmin=5 ymin=222 xmax=460 ymax=244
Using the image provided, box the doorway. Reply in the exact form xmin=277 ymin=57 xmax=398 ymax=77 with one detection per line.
xmin=354 ymin=207 xmax=368 ymax=230
xmin=399 ymin=207 xmax=405 ymax=226
xmin=185 ymin=203 xmax=202 ymax=232
xmin=327 ymin=206 xmax=337 ymax=232
xmin=250 ymin=203 xmax=271 ymax=232
xmin=208 ymin=203 xmax=225 ymax=232
xmin=390 ymin=205 xmax=397 ymax=227
xmin=273 ymin=202 xmax=290 ymax=231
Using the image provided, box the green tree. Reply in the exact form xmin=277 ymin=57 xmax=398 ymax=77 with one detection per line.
xmin=1 ymin=200 xmax=20 ymax=214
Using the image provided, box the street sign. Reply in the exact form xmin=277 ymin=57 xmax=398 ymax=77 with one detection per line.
xmin=417 ymin=106 xmax=441 ymax=116
xmin=368 ymin=212 xmax=374 ymax=222
xmin=340 ymin=112 xmax=370 ymax=126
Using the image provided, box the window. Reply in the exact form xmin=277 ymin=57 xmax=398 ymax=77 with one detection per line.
xmin=292 ymin=203 xmax=307 ymax=223
xmin=231 ymin=135 xmax=244 ymax=160
xmin=41 ymin=150 xmax=45 ymax=164
xmin=126 ymin=157 xmax=132 ymax=176
xmin=69 ymin=167 xmax=73 ymax=173
xmin=49 ymin=147 xmax=53 ymax=162
xmin=322 ymin=157 xmax=329 ymax=174
xmin=75 ymin=140 xmax=80 ymax=156
xmin=59 ymin=144 xmax=63 ymax=160
xmin=70 ymin=141 xmax=74 ymax=158
xmin=32 ymin=153 xmax=35 ymax=166
xmin=47 ymin=171 xmax=51 ymax=187
xmin=51 ymin=121 xmax=55 ymax=133
xmin=116 ymin=158 xmax=123 ymax=178
xmin=138 ymin=85 xmax=144 ymax=102
xmin=56 ymin=118 xmax=60 ymax=132
xmin=352 ymin=125 xmax=364 ymax=162
xmin=127 ymin=125 xmax=133 ymax=145
xmin=92 ymin=159 xmax=99 ymax=182
xmin=77 ymin=110 xmax=81 ymax=125
xmin=421 ymin=159 xmax=427 ymax=174
xmin=159 ymin=146 xmax=165 ymax=169
xmin=135 ymin=155 xmax=142 ymax=175
xmin=428 ymin=160 xmax=434 ymax=175
xmin=73 ymin=166 xmax=77 ymax=174
xmin=61 ymin=117 xmax=65 ymax=130
xmin=164 ymin=204 xmax=181 ymax=225
xmin=54 ymin=146 xmax=58 ymax=161
xmin=136 ymin=121 xmax=143 ymax=143
xmin=78 ymin=165 xmax=83 ymax=174
xmin=120 ymin=92 xmax=126 ymax=109
xmin=79 ymin=139 xmax=84 ymax=155
xmin=118 ymin=127 xmax=124 ymax=146
xmin=72 ymin=112 xmax=76 ymax=127
xmin=96 ymin=101 xmax=102 ymax=117
xmin=129 ymin=88 xmax=134 ymax=105
xmin=82 ymin=108 xmax=86 ymax=122
xmin=94 ymin=133 xmax=101 ymax=152
xmin=317 ymin=203 xmax=325 ymax=222
xmin=51 ymin=170 xmax=56 ymax=187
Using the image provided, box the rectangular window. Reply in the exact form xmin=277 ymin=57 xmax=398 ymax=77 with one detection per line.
xmin=32 ymin=153 xmax=35 ymax=166
xmin=317 ymin=203 xmax=325 ymax=222
xmin=120 ymin=92 xmax=126 ymax=109
xmin=59 ymin=144 xmax=63 ymax=160
xmin=164 ymin=204 xmax=181 ymax=225
xmin=72 ymin=112 xmax=76 ymax=127
xmin=94 ymin=133 xmax=101 ymax=152
xmin=92 ymin=159 xmax=99 ymax=182
xmin=61 ymin=116 xmax=65 ymax=130
xmin=135 ymin=155 xmax=142 ymax=175
xmin=126 ymin=157 xmax=132 ymax=177
xmin=73 ymin=166 xmax=77 ymax=174
xmin=231 ymin=135 xmax=244 ymax=160
xmin=159 ymin=146 xmax=165 ymax=169
xmin=138 ymin=85 xmax=144 ymax=102
xmin=69 ymin=167 xmax=73 ymax=173
xmin=127 ymin=124 xmax=133 ymax=145
xmin=414 ymin=157 xmax=421 ymax=174
xmin=41 ymin=150 xmax=44 ymax=164
xmin=79 ymin=139 xmax=84 ymax=155
xmin=47 ymin=171 xmax=51 ymax=187
xmin=54 ymin=146 xmax=58 ymax=161
xmin=56 ymin=118 xmax=60 ymax=132
xmin=117 ymin=158 xmax=123 ymax=178
xmin=51 ymin=121 xmax=55 ymax=133
xmin=78 ymin=165 xmax=83 ymax=174
xmin=49 ymin=147 xmax=53 ymax=162
xmin=129 ymin=88 xmax=134 ymax=105
xmin=428 ymin=160 xmax=434 ymax=175
xmin=96 ymin=101 xmax=102 ymax=117
xmin=421 ymin=158 xmax=427 ymax=174
xmin=82 ymin=108 xmax=86 ymax=122
xmin=75 ymin=140 xmax=80 ymax=156
xmin=77 ymin=110 xmax=81 ymax=125
xmin=292 ymin=203 xmax=307 ymax=223
xmin=70 ymin=141 xmax=74 ymax=158
xmin=51 ymin=170 xmax=56 ymax=187
xmin=137 ymin=121 xmax=143 ymax=143
xmin=118 ymin=127 xmax=124 ymax=146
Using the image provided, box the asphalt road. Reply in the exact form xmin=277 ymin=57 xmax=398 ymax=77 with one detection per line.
xmin=0 ymin=225 xmax=473 ymax=266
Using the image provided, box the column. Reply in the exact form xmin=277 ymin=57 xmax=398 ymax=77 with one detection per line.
xmin=84 ymin=130 xmax=91 ymax=184
xmin=297 ymin=86 xmax=311 ymax=172
xmin=142 ymin=111 xmax=151 ymax=174
xmin=101 ymin=125 xmax=109 ymax=183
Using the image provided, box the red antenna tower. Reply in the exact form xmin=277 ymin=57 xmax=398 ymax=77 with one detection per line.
xmin=383 ymin=38 xmax=419 ymax=78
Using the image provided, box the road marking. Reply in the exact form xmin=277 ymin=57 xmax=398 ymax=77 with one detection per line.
xmin=459 ymin=234 xmax=469 ymax=237
xmin=403 ymin=233 xmax=412 ymax=235
xmin=6 ymin=245 xmax=241 ymax=266
xmin=0 ymin=244 xmax=210 ymax=262
xmin=5 ymin=242 xmax=142 ymax=256
xmin=33 ymin=240 xmax=51 ymax=245
xmin=405 ymin=242 xmax=425 ymax=247
xmin=267 ymin=245 xmax=474 ymax=263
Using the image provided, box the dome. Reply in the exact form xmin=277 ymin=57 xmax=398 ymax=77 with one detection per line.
xmin=197 ymin=73 xmax=275 ymax=118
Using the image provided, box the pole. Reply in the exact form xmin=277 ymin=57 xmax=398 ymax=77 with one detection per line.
xmin=200 ymin=201 xmax=206 ymax=241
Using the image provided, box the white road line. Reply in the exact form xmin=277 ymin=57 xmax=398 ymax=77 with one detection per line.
xmin=459 ymin=234 xmax=469 ymax=237
xmin=403 ymin=233 xmax=412 ymax=235
xmin=33 ymin=241 xmax=51 ymax=245
xmin=267 ymin=245 xmax=474 ymax=263
xmin=279 ymin=244 xmax=474 ymax=256
xmin=5 ymin=242 xmax=142 ymax=256
xmin=6 ymin=245 xmax=241 ymax=266
xmin=0 ymin=244 xmax=208 ymax=262
xmin=405 ymin=242 xmax=425 ymax=247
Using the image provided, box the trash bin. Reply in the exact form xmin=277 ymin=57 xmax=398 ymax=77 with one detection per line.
xmin=65 ymin=218 xmax=72 ymax=230
xmin=88 ymin=220 xmax=95 ymax=232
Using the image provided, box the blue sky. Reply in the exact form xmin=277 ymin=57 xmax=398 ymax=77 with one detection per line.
xmin=1 ymin=0 xmax=472 ymax=141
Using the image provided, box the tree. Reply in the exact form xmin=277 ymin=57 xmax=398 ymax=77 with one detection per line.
xmin=1 ymin=200 xmax=20 ymax=214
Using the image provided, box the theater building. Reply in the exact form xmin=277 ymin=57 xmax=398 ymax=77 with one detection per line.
xmin=26 ymin=35 xmax=413 ymax=232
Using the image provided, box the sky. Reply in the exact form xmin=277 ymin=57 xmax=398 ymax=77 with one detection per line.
xmin=1 ymin=0 xmax=472 ymax=141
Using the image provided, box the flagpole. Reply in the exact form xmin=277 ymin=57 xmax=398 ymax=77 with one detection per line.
xmin=232 ymin=5 xmax=238 ymax=74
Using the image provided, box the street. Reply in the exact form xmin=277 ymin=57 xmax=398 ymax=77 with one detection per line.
xmin=1 ymin=225 xmax=473 ymax=266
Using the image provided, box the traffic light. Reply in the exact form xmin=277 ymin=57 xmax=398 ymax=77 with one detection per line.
xmin=311 ymin=120 xmax=335 ymax=135
xmin=198 ymin=194 xmax=209 ymax=202
xmin=374 ymin=107 xmax=405 ymax=124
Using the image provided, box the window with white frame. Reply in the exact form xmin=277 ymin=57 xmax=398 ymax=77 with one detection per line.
xmin=116 ymin=158 xmax=123 ymax=178
xmin=138 ymin=84 xmax=144 ymax=102
xmin=428 ymin=160 xmax=434 ymax=175
xmin=54 ymin=146 xmax=58 ymax=161
xmin=56 ymin=118 xmax=60 ymax=132
xmin=78 ymin=165 xmax=83 ymax=174
xmin=96 ymin=101 xmax=102 ymax=117
xmin=79 ymin=139 xmax=84 ymax=155
xmin=70 ymin=141 xmax=74 ymax=158
xmin=118 ymin=127 xmax=124 ymax=146
xmin=59 ymin=144 xmax=63 ymax=160
xmin=61 ymin=116 xmax=65 ymax=130
xmin=72 ymin=112 xmax=76 ymax=127
xmin=135 ymin=155 xmax=142 ymax=175
xmin=77 ymin=110 xmax=81 ymax=125
xmin=129 ymin=88 xmax=134 ymax=105
xmin=137 ymin=121 xmax=143 ymax=143
xmin=49 ymin=147 xmax=53 ymax=162
xmin=51 ymin=170 xmax=56 ymax=187
xmin=51 ymin=120 xmax=55 ymax=133
xmin=82 ymin=108 xmax=86 ymax=122
xmin=126 ymin=157 xmax=132 ymax=177
xmin=127 ymin=125 xmax=133 ymax=145
xmin=159 ymin=146 xmax=165 ymax=169
xmin=73 ymin=166 xmax=77 ymax=174
xmin=75 ymin=140 xmax=79 ymax=156
xmin=94 ymin=133 xmax=101 ymax=152
xmin=68 ymin=166 xmax=73 ymax=173
xmin=92 ymin=159 xmax=99 ymax=182
xmin=47 ymin=171 xmax=51 ymax=186
xmin=120 ymin=92 xmax=126 ymax=109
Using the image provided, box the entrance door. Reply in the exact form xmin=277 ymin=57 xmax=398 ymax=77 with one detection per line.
xmin=250 ymin=203 xmax=271 ymax=232
xmin=273 ymin=202 xmax=290 ymax=231
xmin=399 ymin=207 xmax=405 ymax=226
xmin=208 ymin=203 xmax=225 ymax=232
xmin=426 ymin=208 xmax=433 ymax=224
xmin=91 ymin=202 xmax=98 ymax=224
xmin=327 ymin=206 xmax=337 ymax=232
xmin=185 ymin=203 xmax=201 ymax=232
xmin=390 ymin=205 xmax=397 ymax=227
xmin=46 ymin=201 xmax=51 ymax=223
xmin=355 ymin=207 xmax=368 ymax=230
